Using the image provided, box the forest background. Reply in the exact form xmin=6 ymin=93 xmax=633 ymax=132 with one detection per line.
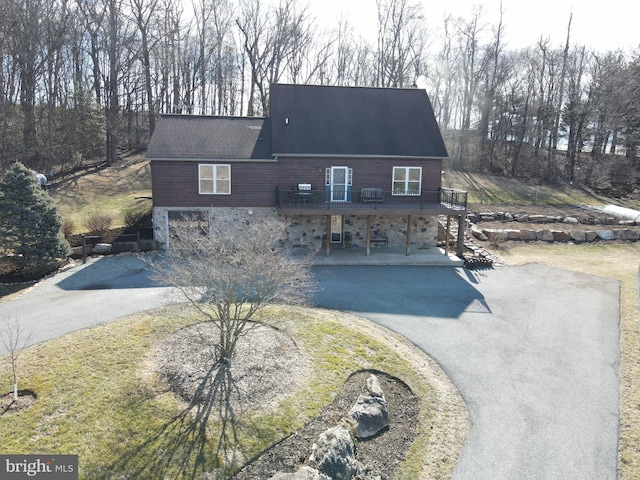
xmin=1 ymin=0 xmax=639 ymax=195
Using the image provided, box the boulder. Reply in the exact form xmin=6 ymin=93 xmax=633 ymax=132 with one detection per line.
xmin=615 ymin=229 xmax=640 ymax=241
xmin=309 ymin=426 xmax=359 ymax=480
xmin=536 ymin=229 xmax=555 ymax=241
xmin=569 ymin=229 xmax=587 ymax=242
xmin=563 ymin=217 xmax=579 ymax=224
xmin=467 ymin=213 xmax=481 ymax=224
xmin=529 ymin=215 xmax=546 ymax=223
xmin=551 ymin=230 xmax=571 ymax=241
xmin=269 ymin=467 xmax=330 ymax=480
xmin=505 ymin=229 xmax=522 ymax=240
xmin=596 ymin=230 xmax=615 ymax=241
xmin=92 ymin=243 xmax=112 ymax=254
xmin=470 ymin=225 xmax=488 ymax=241
xmin=585 ymin=231 xmax=599 ymax=242
xmin=515 ymin=214 xmax=530 ymax=222
xmin=350 ymin=395 xmax=389 ymax=439
xmin=482 ymin=229 xmax=508 ymax=242
xmin=520 ymin=230 xmax=538 ymax=241
xmin=365 ymin=374 xmax=384 ymax=398
xmin=546 ymin=216 xmax=562 ymax=223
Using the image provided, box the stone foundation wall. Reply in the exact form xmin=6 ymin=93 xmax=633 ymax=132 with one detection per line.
xmin=153 ymin=207 xmax=278 ymax=247
xmin=286 ymin=214 xmax=439 ymax=249
xmin=153 ymin=207 xmax=439 ymax=249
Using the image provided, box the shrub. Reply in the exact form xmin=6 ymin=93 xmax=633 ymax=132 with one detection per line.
xmin=84 ymin=210 xmax=115 ymax=240
xmin=0 ymin=162 xmax=70 ymax=278
xmin=62 ymin=219 xmax=75 ymax=239
xmin=122 ymin=206 xmax=150 ymax=229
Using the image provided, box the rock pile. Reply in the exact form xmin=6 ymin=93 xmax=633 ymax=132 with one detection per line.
xmin=269 ymin=374 xmax=391 ymax=480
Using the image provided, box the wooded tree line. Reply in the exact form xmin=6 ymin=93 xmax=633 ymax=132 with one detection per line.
xmin=1 ymin=0 xmax=639 ymax=189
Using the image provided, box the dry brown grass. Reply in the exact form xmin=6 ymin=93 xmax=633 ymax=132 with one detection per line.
xmin=485 ymin=242 xmax=640 ymax=479
xmin=50 ymin=156 xmax=152 ymax=232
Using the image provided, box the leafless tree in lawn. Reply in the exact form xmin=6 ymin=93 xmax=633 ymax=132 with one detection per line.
xmin=137 ymin=215 xmax=316 ymax=475
xmin=144 ymin=214 xmax=316 ymax=365
xmin=0 ymin=317 xmax=33 ymax=402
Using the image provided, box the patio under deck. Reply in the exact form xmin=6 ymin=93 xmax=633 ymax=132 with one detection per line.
xmin=276 ymin=187 xmax=468 ymax=257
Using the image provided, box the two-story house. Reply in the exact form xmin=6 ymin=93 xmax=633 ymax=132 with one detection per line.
xmin=146 ymin=83 xmax=467 ymax=256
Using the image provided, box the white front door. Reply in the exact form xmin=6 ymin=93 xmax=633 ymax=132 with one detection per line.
xmin=330 ymin=166 xmax=349 ymax=202
xmin=331 ymin=215 xmax=343 ymax=243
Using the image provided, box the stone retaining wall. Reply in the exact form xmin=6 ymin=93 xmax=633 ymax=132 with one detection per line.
xmin=468 ymin=211 xmax=636 ymax=226
xmin=475 ymin=226 xmax=640 ymax=243
xmin=468 ymin=210 xmax=640 ymax=243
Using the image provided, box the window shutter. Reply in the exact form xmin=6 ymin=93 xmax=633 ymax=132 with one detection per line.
xmin=325 ymin=168 xmax=330 ymax=185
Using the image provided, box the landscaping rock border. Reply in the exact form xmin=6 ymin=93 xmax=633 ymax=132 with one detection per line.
xmin=467 ymin=209 xmax=640 ymax=244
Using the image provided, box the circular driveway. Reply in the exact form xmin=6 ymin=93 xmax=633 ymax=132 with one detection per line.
xmin=0 ymin=256 xmax=620 ymax=479
xmin=313 ymin=264 xmax=620 ymax=480
xmin=0 ymin=255 xmax=180 ymax=354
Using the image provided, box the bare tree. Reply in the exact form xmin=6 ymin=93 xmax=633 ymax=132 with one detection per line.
xmin=547 ymin=13 xmax=572 ymax=174
xmin=375 ymin=0 xmax=426 ymax=88
xmin=477 ymin=3 xmax=506 ymax=170
xmin=144 ymin=215 xmax=316 ymax=363
xmin=130 ymin=0 xmax=160 ymax=134
xmin=562 ymin=46 xmax=592 ymax=182
xmin=0 ymin=317 xmax=33 ymax=402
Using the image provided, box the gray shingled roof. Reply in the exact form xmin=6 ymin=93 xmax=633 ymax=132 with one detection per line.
xmin=146 ymin=115 xmax=272 ymax=160
xmin=270 ymin=83 xmax=448 ymax=158
xmin=146 ymin=85 xmax=448 ymax=160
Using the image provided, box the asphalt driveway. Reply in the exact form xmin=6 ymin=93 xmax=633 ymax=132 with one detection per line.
xmin=0 ymin=256 xmax=620 ymax=479
xmin=313 ymin=264 xmax=620 ymax=480
xmin=0 ymin=255 xmax=180 ymax=354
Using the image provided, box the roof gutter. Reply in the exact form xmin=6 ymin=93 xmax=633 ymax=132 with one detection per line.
xmin=271 ymin=153 xmax=448 ymax=160
xmin=146 ymin=157 xmax=278 ymax=163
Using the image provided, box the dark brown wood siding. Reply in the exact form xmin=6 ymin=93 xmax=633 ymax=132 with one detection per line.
xmin=151 ymin=157 xmax=443 ymax=208
xmin=274 ymin=156 xmax=443 ymax=192
xmin=151 ymin=160 xmax=279 ymax=207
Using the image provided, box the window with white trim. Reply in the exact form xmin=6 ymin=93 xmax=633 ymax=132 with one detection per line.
xmin=392 ymin=167 xmax=422 ymax=195
xmin=199 ymin=164 xmax=230 ymax=194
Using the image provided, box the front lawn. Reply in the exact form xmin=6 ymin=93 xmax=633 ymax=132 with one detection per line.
xmin=0 ymin=304 xmax=466 ymax=479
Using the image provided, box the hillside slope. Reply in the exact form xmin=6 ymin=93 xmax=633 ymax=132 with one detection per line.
xmin=49 ymin=155 xmax=152 ymax=232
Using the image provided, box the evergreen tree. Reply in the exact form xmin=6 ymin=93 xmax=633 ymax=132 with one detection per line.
xmin=0 ymin=162 xmax=69 ymax=278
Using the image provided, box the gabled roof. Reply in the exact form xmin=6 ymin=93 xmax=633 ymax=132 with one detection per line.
xmin=270 ymin=83 xmax=448 ymax=158
xmin=146 ymin=115 xmax=272 ymax=160
xmin=146 ymin=84 xmax=448 ymax=161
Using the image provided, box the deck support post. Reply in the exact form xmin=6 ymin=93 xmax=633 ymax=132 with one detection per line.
xmin=406 ymin=215 xmax=412 ymax=255
xmin=366 ymin=215 xmax=372 ymax=256
xmin=325 ymin=215 xmax=331 ymax=256
xmin=445 ymin=215 xmax=451 ymax=255
xmin=456 ymin=214 xmax=465 ymax=258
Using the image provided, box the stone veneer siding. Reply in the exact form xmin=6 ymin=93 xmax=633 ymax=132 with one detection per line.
xmin=153 ymin=206 xmax=278 ymax=248
xmin=286 ymin=214 xmax=439 ymax=249
xmin=154 ymin=207 xmax=438 ymax=250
